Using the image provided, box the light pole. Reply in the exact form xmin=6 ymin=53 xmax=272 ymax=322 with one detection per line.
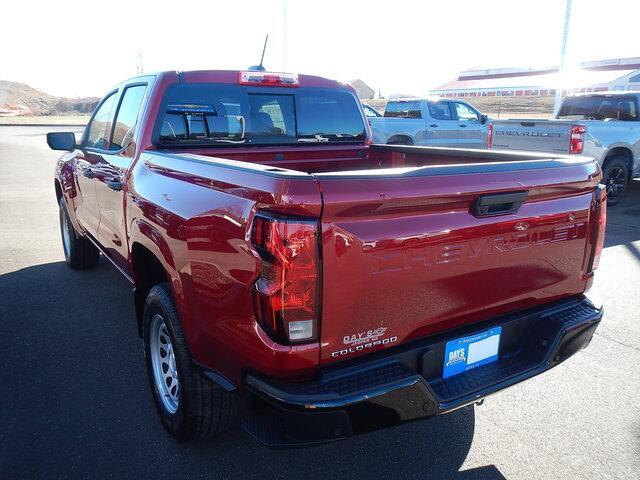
xmin=554 ymin=0 xmax=572 ymax=116
xmin=282 ymin=0 xmax=288 ymax=71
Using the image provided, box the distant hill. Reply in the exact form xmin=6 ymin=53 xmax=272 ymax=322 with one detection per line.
xmin=0 ymin=80 xmax=99 ymax=117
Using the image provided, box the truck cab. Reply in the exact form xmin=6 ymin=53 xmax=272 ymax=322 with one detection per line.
xmin=369 ymin=98 xmax=489 ymax=148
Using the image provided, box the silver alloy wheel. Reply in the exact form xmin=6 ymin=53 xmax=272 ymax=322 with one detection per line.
xmin=61 ymin=207 xmax=71 ymax=258
xmin=150 ymin=314 xmax=180 ymax=414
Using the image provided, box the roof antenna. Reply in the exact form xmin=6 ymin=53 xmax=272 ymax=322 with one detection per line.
xmin=249 ymin=34 xmax=268 ymax=71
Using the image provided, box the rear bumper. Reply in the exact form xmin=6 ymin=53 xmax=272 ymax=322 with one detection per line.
xmin=242 ymin=295 xmax=602 ymax=447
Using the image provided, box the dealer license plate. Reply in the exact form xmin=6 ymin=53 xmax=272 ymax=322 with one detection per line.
xmin=443 ymin=326 xmax=502 ymax=379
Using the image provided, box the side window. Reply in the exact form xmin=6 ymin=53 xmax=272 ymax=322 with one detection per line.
xmin=363 ymin=105 xmax=377 ymax=118
xmin=110 ymin=85 xmax=148 ymax=151
xmin=86 ymin=93 xmax=117 ymax=149
xmin=620 ymin=99 xmax=638 ymax=121
xmin=427 ymin=102 xmax=453 ymax=120
xmin=605 ymin=98 xmax=638 ymax=121
xmin=454 ymin=102 xmax=480 ymax=122
xmin=384 ymin=101 xmax=421 ymax=118
xmin=406 ymin=102 xmax=421 ymax=118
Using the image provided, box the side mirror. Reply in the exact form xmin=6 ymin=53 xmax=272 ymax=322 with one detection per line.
xmin=47 ymin=132 xmax=77 ymax=151
xmin=480 ymin=114 xmax=488 ymax=125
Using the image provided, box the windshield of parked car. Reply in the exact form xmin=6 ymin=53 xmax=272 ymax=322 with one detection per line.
xmin=557 ymin=95 xmax=639 ymax=121
xmin=155 ymin=83 xmax=367 ymax=146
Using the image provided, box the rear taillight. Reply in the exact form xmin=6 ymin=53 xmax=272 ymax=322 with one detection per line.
xmin=487 ymin=122 xmax=494 ymax=148
xmin=239 ymin=71 xmax=299 ymax=87
xmin=569 ymin=124 xmax=586 ymax=154
xmin=588 ymin=185 xmax=607 ymax=273
xmin=251 ymin=213 xmax=319 ymax=344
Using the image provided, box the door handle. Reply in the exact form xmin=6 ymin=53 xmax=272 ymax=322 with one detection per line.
xmin=83 ymin=169 xmax=95 ymax=179
xmin=471 ymin=191 xmax=528 ymax=217
xmin=429 ymin=124 xmax=438 ymax=127
xmin=106 ymin=180 xmax=124 ymax=191
xmin=459 ymin=124 xmax=467 ymax=128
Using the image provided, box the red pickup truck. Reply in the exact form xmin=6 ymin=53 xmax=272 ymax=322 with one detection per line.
xmin=48 ymin=69 xmax=606 ymax=446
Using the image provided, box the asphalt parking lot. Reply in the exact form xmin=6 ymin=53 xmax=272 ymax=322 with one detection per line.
xmin=1 ymin=125 xmax=639 ymax=479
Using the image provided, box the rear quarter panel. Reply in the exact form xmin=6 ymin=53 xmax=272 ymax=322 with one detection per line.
xmin=126 ymin=152 xmax=324 ymax=384
xmin=581 ymin=121 xmax=640 ymax=172
xmin=369 ymin=117 xmax=427 ymax=144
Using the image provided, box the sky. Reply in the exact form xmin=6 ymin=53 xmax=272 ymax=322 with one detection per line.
xmin=2 ymin=0 xmax=640 ymax=98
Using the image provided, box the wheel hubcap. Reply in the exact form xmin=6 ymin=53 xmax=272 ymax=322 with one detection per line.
xmin=150 ymin=314 xmax=180 ymax=414
xmin=606 ymin=166 xmax=626 ymax=198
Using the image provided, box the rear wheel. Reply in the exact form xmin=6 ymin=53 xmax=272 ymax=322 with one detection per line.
xmin=602 ymin=158 xmax=629 ymax=206
xmin=143 ymin=283 xmax=239 ymax=442
xmin=58 ymin=198 xmax=100 ymax=269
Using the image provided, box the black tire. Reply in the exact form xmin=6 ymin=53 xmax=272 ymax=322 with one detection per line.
xmin=602 ymin=157 xmax=629 ymax=206
xmin=143 ymin=283 xmax=238 ymax=442
xmin=58 ymin=198 xmax=100 ymax=269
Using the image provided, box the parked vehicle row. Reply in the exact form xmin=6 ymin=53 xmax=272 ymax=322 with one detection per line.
xmin=489 ymin=91 xmax=640 ymax=205
xmin=364 ymin=91 xmax=640 ymax=204
xmin=49 ymin=69 xmax=605 ymax=446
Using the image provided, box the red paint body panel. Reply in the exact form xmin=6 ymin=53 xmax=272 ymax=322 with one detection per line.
xmin=316 ymin=164 xmax=598 ymax=363
xmin=54 ymin=69 xmax=602 ymax=387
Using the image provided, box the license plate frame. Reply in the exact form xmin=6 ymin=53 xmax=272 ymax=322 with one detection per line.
xmin=443 ymin=326 xmax=502 ymax=379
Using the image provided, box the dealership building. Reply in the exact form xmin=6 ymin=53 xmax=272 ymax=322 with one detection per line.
xmin=430 ymin=57 xmax=640 ymax=98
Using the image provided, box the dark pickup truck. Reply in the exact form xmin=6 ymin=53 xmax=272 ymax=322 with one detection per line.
xmin=48 ymin=69 xmax=606 ymax=446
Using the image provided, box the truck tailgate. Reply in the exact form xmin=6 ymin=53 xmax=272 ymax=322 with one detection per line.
xmin=492 ymin=120 xmax=572 ymax=153
xmin=316 ymin=159 xmax=599 ymax=364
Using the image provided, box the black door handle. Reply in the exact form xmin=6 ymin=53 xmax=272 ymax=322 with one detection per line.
xmin=429 ymin=124 xmax=438 ymax=127
xmin=83 ymin=169 xmax=95 ymax=179
xmin=106 ymin=180 xmax=124 ymax=191
xmin=471 ymin=191 xmax=528 ymax=217
xmin=459 ymin=124 xmax=467 ymax=128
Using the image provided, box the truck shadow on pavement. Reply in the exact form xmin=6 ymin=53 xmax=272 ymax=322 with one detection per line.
xmin=1 ymin=260 xmax=505 ymax=480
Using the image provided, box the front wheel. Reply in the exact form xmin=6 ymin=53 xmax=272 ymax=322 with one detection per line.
xmin=58 ymin=198 xmax=100 ymax=269
xmin=143 ymin=283 xmax=239 ymax=442
xmin=602 ymin=158 xmax=629 ymax=206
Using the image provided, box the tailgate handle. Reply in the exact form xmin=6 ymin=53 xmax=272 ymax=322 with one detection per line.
xmin=471 ymin=191 xmax=528 ymax=217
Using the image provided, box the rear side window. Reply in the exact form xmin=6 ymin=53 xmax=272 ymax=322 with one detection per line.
xmin=86 ymin=93 xmax=117 ymax=149
xmin=384 ymin=101 xmax=421 ymax=118
xmin=111 ymin=85 xmax=147 ymax=151
xmin=558 ymin=95 xmax=639 ymax=121
xmin=156 ymin=84 xmax=366 ymax=146
xmin=427 ymin=101 xmax=453 ymax=120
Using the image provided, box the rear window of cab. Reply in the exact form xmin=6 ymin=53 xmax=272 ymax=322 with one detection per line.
xmin=154 ymin=83 xmax=367 ymax=146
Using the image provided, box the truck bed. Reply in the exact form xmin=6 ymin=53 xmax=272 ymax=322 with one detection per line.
xmin=142 ymin=144 xmax=600 ymax=366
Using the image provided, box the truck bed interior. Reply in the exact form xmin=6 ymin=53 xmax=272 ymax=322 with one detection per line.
xmin=167 ymin=144 xmax=582 ymax=175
